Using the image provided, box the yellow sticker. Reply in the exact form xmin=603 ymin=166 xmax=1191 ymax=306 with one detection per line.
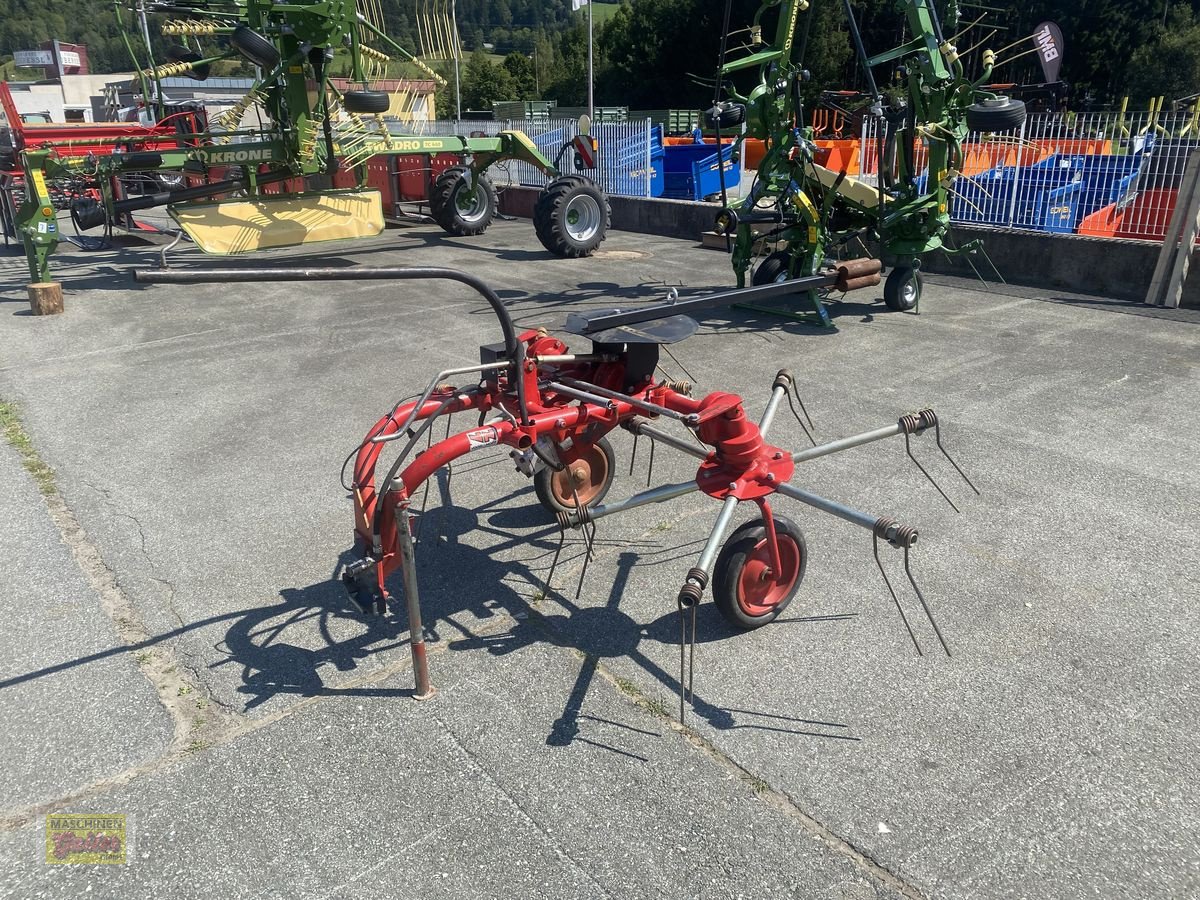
xmin=30 ymin=168 xmax=48 ymax=197
xmin=45 ymin=814 xmax=127 ymax=865
xmin=808 ymin=226 xmax=818 ymax=244
xmin=289 ymin=66 xmax=303 ymax=74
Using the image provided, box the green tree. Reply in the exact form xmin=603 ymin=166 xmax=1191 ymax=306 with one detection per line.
xmin=461 ymin=48 xmax=516 ymax=110
xmin=502 ymin=51 xmax=537 ymax=99
xmin=1127 ymin=7 xmax=1200 ymax=104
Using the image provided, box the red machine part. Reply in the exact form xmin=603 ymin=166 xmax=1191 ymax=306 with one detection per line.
xmin=350 ymin=330 xmax=794 ymax=601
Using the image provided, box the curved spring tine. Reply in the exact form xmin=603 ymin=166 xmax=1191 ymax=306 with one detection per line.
xmin=873 ymin=535 xmax=923 ymax=656
xmin=904 ymin=432 xmax=960 ymax=513
xmin=904 ymin=546 xmax=951 ymax=657
xmin=784 ymin=385 xmax=816 ymax=446
xmin=935 ymin=421 xmax=981 ymax=496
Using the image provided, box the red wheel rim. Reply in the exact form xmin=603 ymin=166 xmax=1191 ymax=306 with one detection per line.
xmin=549 ymin=444 xmax=609 ymax=508
xmin=737 ymin=535 xmax=801 ymax=617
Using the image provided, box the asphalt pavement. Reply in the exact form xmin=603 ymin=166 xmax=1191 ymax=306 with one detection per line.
xmin=0 ymin=218 xmax=1197 ymax=898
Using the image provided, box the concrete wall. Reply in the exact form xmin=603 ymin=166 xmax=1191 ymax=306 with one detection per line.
xmin=498 ymin=186 xmax=1199 ymax=308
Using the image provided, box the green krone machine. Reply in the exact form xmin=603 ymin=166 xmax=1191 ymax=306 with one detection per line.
xmin=14 ymin=0 xmax=610 ymax=287
xmin=707 ymin=0 xmax=1025 ymax=320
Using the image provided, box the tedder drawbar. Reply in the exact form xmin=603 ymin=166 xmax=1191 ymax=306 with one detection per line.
xmin=7 ymin=1 xmax=610 ymax=296
xmin=136 ymin=262 xmax=980 ymax=721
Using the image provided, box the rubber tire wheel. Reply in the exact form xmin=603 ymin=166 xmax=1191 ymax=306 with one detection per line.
xmin=534 ymin=436 xmax=616 ymax=516
xmin=166 ymin=46 xmax=210 ymax=81
xmin=343 ymin=90 xmax=391 ymax=115
xmin=713 ymin=515 xmax=807 ymax=630
xmin=533 ymin=176 xmax=611 ymax=258
xmin=883 ymin=267 xmax=921 ymax=311
xmin=705 ymin=102 xmax=746 ymax=130
xmin=752 ymin=251 xmax=793 ymax=285
xmin=429 ymin=167 xmax=497 ymax=237
xmin=965 ymin=97 xmax=1027 ymax=133
xmin=230 ymin=24 xmax=280 ymax=71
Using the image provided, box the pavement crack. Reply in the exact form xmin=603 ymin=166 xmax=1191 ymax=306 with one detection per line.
xmin=430 ymin=710 xmax=617 ymax=899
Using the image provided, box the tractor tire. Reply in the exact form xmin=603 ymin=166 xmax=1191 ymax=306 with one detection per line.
xmin=752 ymin=251 xmax=794 ymax=285
xmin=713 ymin=515 xmax=807 ymax=630
xmin=230 ymin=25 xmax=280 ymax=71
xmin=705 ymin=102 xmax=746 ymax=130
xmin=429 ymin=167 xmax=497 ymax=237
xmin=883 ymin=267 xmax=921 ymax=311
xmin=534 ymin=436 xmax=616 ymax=516
xmin=343 ymin=90 xmax=391 ymax=115
xmin=533 ymin=177 xmax=610 ymax=258
xmin=166 ymin=45 xmax=210 ymax=81
xmin=965 ymin=97 xmax=1027 ymax=133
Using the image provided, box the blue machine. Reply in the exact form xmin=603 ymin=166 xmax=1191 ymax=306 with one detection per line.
xmin=662 ymin=142 xmax=741 ymax=201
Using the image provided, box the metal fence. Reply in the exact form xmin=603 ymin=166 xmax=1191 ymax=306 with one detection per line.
xmin=400 ymin=117 xmax=658 ymax=198
xmin=856 ymin=110 xmax=1200 ymax=242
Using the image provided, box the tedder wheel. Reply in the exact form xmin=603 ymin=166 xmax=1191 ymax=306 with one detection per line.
xmin=533 ymin=176 xmax=610 ymax=258
xmin=429 ymin=167 xmax=498 ymax=236
xmin=965 ymin=97 xmax=1027 ymax=133
xmin=230 ymin=25 xmax=281 ymax=71
xmin=713 ymin=515 xmax=807 ymax=630
xmin=751 ymin=251 xmax=793 ymax=285
xmin=534 ymin=436 xmax=616 ymax=516
xmin=883 ymin=267 xmax=921 ymax=312
xmin=343 ymin=90 xmax=391 ymax=115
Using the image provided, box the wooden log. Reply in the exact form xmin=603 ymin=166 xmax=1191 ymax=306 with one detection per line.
xmin=27 ymin=282 xmax=64 ymax=316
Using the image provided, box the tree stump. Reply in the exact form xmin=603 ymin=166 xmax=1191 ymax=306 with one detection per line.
xmin=27 ymin=282 xmax=64 ymax=316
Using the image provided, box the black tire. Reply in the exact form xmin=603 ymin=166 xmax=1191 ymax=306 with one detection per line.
xmin=230 ymin=25 xmax=280 ymax=71
xmin=429 ymin=167 xmax=497 ymax=237
xmin=533 ymin=176 xmax=610 ymax=258
xmin=965 ymin=97 xmax=1027 ymax=133
xmin=883 ymin=267 xmax=921 ymax=311
xmin=166 ymin=46 xmax=210 ymax=81
xmin=705 ymin=102 xmax=746 ymax=130
xmin=752 ymin=251 xmax=793 ymax=285
xmin=713 ymin=516 xmax=807 ymax=630
xmin=70 ymin=197 xmax=107 ymax=231
xmin=533 ymin=436 xmax=615 ymax=515
xmin=343 ymin=90 xmax=391 ymax=115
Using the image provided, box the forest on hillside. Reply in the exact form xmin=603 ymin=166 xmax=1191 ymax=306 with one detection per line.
xmin=2 ymin=0 xmax=1199 ymax=112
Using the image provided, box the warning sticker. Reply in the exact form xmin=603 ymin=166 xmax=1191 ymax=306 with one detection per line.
xmin=466 ymin=426 xmax=500 ymax=451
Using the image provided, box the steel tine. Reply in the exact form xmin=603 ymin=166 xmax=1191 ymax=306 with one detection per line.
xmin=784 ymin=386 xmax=817 ymax=446
xmin=934 ymin=421 xmax=981 ymax=496
xmin=904 ymin=546 xmax=951 ymax=657
xmin=792 ymin=380 xmax=815 ymax=430
xmin=662 ymin=342 xmax=698 ymax=385
xmin=904 ymin=433 xmax=960 ymax=513
xmin=546 ymin=515 xmax=569 ymax=594
xmin=677 ymin=597 xmax=687 ymax=723
xmin=646 ymin=437 xmax=656 ymax=488
xmin=569 ymin=482 xmax=596 ymax=600
xmin=873 ymin=535 xmax=924 ymax=656
xmin=687 ymin=601 xmax=698 ymax=704
xmin=629 ymin=433 xmax=639 ymax=476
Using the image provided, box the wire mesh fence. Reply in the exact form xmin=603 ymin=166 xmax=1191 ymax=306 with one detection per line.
xmin=856 ymin=110 xmax=1200 ymax=242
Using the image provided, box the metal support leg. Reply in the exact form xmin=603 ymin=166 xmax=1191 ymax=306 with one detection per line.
xmin=395 ymin=504 xmax=435 ymax=700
